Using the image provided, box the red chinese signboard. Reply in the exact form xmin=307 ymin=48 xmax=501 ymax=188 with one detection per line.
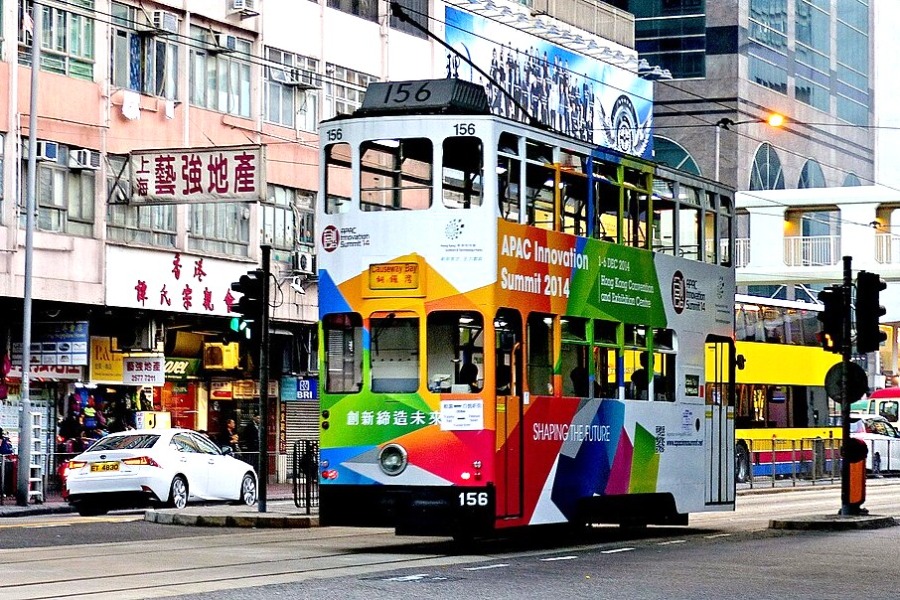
xmin=129 ymin=145 xmax=265 ymax=204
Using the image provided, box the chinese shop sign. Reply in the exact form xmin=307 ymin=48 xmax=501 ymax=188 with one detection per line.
xmin=123 ymin=356 xmax=165 ymax=386
xmin=129 ymin=145 xmax=265 ymax=204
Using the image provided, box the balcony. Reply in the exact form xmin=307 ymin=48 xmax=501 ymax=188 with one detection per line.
xmin=783 ymin=235 xmax=840 ymax=267
xmin=875 ymin=233 xmax=900 ymax=264
xmin=530 ymin=0 xmax=635 ymax=47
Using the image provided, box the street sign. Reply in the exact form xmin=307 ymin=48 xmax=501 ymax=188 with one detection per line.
xmin=824 ymin=362 xmax=868 ymax=404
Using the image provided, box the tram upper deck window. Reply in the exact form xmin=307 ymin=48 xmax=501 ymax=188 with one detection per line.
xmin=526 ymin=141 xmax=555 ymax=230
xmin=652 ymin=179 xmax=677 ymax=256
xmin=718 ymin=193 xmax=733 ymax=266
xmin=704 ymin=191 xmax=717 ymax=263
xmin=678 ymin=185 xmax=702 ymax=260
xmin=325 ymin=143 xmax=352 ymax=214
xmin=442 ymin=137 xmax=483 ymax=208
xmin=360 ymin=138 xmax=432 ymax=212
xmin=498 ymin=133 xmax=521 ymax=223
xmin=593 ymin=162 xmax=620 ymax=242
xmin=370 ymin=312 xmax=419 ymax=393
xmin=623 ymin=168 xmax=651 ymax=249
xmin=323 ymin=313 xmax=363 ymax=393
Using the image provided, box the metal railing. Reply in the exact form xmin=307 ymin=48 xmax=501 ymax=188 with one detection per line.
xmin=783 ymin=235 xmax=840 ymax=266
xmin=875 ymin=232 xmax=900 ymax=264
xmin=292 ymin=440 xmax=319 ymax=513
xmin=738 ymin=437 xmax=842 ymax=489
xmin=734 ymin=237 xmax=750 ymax=267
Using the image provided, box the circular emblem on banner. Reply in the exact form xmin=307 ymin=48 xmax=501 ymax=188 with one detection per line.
xmin=671 ymin=270 xmax=686 ymax=314
xmin=321 ymin=225 xmax=340 ymax=252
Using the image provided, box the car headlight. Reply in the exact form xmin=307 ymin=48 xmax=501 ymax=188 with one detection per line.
xmin=378 ymin=444 xmax=408 ymax=476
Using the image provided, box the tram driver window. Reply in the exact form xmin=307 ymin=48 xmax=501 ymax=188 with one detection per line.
xmin=443 ymin=137 xmax=483 ymax=208
xmin=426 ymin=311 xmax=484 ymax=392
xmin=369 ymin=312 xmax=419 ymax=393
xmin=323 ymin=313 xmax=363 ymax=393
xmin=360 ymin=138 xmax=432 ymax=211
xmin=325 ymin=143 xmax=352 ymax=214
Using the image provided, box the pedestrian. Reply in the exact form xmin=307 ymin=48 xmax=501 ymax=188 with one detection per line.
xmin=218 ymin=418 xmax=240 ymax=456
xmin=241 ymin=415 xmax=260 ymax=464
xmin=0 ymin=428 xmax=13 ymax=455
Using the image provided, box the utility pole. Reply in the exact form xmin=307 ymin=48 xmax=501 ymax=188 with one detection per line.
xmin=16 ymin=3 xmax=41 ymax=506
xmin=258 ymin=245 xmax=271 ymax=512
xmin=839 ymin=256 xmax=853 ymax=516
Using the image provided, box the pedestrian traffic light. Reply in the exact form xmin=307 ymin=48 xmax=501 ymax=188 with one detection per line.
xmin=230 ymin=269 xmax=265 ymax=325
xmin=817 ymin=286 xmax=844 ymax=353
xmin=856 ymin=270 xmax=887 ymax=354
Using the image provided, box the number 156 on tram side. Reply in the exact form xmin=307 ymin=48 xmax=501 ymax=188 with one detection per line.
xmin=316 ymin=78 xmax=737 ymax=538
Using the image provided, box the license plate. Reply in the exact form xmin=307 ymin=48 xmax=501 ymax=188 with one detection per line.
xmin=90 ymin=462 xmax=120 ymax=472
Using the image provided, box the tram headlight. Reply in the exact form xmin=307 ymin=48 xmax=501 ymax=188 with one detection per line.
xmin=378 ymin=443 xmax=409 ymax=476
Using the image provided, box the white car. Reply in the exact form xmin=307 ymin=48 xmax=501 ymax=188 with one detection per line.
xmin=850 ymin=415 xmax=900 ymax=473
xmin=65 ymin=428 xmax=257 ymax=516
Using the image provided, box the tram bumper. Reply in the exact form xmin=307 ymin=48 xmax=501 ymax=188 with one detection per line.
xmin=320 ymin=485 xmax=495 ymax=536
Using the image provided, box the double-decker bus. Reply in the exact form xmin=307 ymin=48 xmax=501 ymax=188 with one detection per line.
xmin=727 ymin=295 xmax=842 ymax=481
xmin=316 ymin=78 xmax=736 ymax=537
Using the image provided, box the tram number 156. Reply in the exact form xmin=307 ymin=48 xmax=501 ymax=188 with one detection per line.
xmin=459 ymin=491 xmax=489 ymax=507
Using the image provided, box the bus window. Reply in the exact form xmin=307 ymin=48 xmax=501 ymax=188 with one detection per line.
xmin=360 ymin=138 xmax=432 ymax=211
xmin=678 ymin=185 xmax=702 ymax=260
xmin=443 ymin=137 xmax=483 ymax=208
xmin=325 ymin=143 xmax=352 ymax=214
xmin=494 ymin=309 xmax=522 ymax=395
xmin=527 ymin=313 xmax=554 ymax=395
xmin=704 ymin=192 xmax=717 ymax=263
xmin=323 ymin=313 xmax=363 ymax=393
xmin=498 ymin=133 xmax=521 ymax=223
xmin=426 ymin=311 xmax=484 ymax=393
xmin=561 ymin=317 xmax=589 ymax=396
xmin=652 ymin=179 xmax=676 ymax=256
xmin=370 ymin=312 xmax=419 ymax=393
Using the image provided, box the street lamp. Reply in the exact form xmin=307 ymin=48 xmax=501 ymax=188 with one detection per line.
xmin=714 ymin=114 xmax=786 ymax=182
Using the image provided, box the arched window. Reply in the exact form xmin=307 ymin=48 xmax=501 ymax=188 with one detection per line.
xmin=843 ymin=173 xmax=862 ymax=186
xmin=749 ymin=143 xmax=785 ymax=190
xmin=652 ymin=136 xmax=701 ymax=176
xmin=798 ymin=160 xmax=826 ymax=188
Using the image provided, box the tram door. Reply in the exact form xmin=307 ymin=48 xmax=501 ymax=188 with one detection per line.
xmin=705 ymin=336 xmax=736 ymax=505
xmin=495 ymin=310 xmax=523 ymax=519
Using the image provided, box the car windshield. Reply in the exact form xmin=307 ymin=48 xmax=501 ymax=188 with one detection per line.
xmin=87 ymin=434 xmax=161 ymax=451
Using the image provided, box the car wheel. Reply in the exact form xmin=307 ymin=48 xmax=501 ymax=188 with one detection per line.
xmin=167 ymin=475 xmax=189 ymax=509
xmin=735 ymin=443 xmax=751 ymax=484
xmin=239 ymin=473 xmax=257 ymax=506
xmin=76 ymin=503 xmax=108 ymax=517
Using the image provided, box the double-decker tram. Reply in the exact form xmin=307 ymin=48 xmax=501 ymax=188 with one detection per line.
xmin=316 ymin=78 xmax=737 ymax=537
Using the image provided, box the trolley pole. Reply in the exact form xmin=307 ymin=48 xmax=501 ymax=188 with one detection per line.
xmin=258 ymin=245 xmax=271 ymax=513
xmin=839 ymin=256 xmax=853 ymax=516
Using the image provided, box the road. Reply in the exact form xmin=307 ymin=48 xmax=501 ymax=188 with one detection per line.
xmin=1 ymin=481 xmax=898 ymax=600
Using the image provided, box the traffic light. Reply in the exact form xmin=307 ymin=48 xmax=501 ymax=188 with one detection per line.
xmin=230 ymin=269 xmax=265 ymax=325
xmin=856 ymin=271 xmax=887 ymax=354
xmin=817 ymin=286 xmax=844 ymax=353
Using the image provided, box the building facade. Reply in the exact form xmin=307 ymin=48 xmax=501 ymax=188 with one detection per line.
xmin=611 ymin=0 xmax=874 ymax=193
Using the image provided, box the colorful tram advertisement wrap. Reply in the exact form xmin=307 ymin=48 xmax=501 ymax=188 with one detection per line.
xmin=317 ymin=79 xmax=736 ymax=537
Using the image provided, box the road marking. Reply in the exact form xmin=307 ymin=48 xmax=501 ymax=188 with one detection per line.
xmin=381 ymin=574 xmax=430 ymax=582
xmin=540 ymin=555 xmax=578 ymax=561
xmin=656 ymin=540 xmax=686 ymax=546
xmin=704 ymin=533 xmax=732 ymax=539
xmin=464 ymin=564 xmax=509 ymax=571
xmin=601 ymin=547 xmax=635 ymax=554
xmin=0 ymin=515 xmax=141 ymax=530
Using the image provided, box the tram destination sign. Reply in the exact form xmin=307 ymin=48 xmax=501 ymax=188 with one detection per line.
xmin=128 ymin=144 xmax=266 ymax=205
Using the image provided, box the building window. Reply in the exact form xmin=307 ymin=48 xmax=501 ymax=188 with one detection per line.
xmin=652 ymin=136 xmax=700 ymax=176
xmin=22 ymin=147 xmax=95 ymax=236
xmin=262 ymin=185 xmax=314 ymax=251
xmin=798 ymin=159 xmax=826 ymax=189
xmin=188 ymin=202 xmax=250 ymax=257
xmin=110 ymin=2 xmax=178 ymax=99
xmin=390 ymin=0 xmax=428 ymax=38
xmin=844 ymin=173 xmax=862 ymax=186
xmin=189 ymin=25 xmax=252 ymax=118
xmin=18 ymin=0 xmax=95 ymax=81
xmin=327 ymin=0 xmax=378 ymax=22
xmin=324 ymin=64 xmax=377 ymax=119
xmin=749 ymin=0 xmax=787 ymax=52
xmin=795 ymin=0 xmax=830 ymax=73
xmin=106 ymin=156 xmax=176 ymax=247
xmin=749 ymin=142 xmax=784 ymax=190
xmin=748 ymin=54 xmax=787 ymax=94
xmin=264 ymin=47 xmax=320 ymax=131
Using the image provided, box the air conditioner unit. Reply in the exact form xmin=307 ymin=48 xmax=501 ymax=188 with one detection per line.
xmin=212 ymin=33 xmax=238 ymax=53
xmin=203 ymin=343 xmax=240 ymax=370
xmin=117 ymin=319 xmax=162 ymax=352
xmin=151 ymin=10 xmax=179 ymax=35
xmin=292 ymin=251 xmax=317 ymax=276
xmin=68 ymin=148 xmax=101 ymax=170
xmin=231 ymin=0 xmax=259 ymax=15
xmin=24 ymin=140 xmax=59 ymax=162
